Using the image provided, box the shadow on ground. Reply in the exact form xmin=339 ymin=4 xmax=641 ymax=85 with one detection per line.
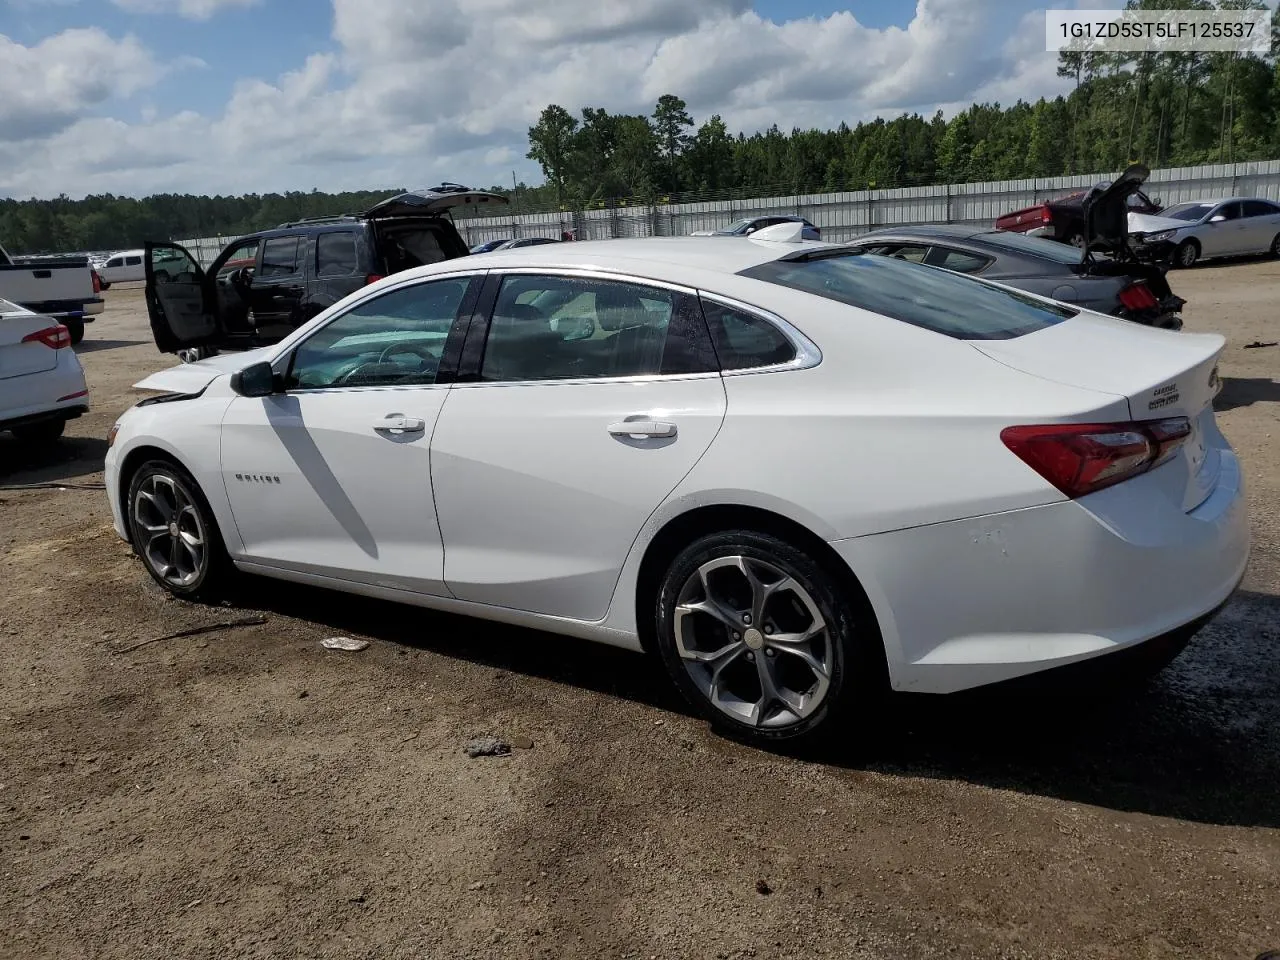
xmin=0 ymin=435 xmax=108 ymax=485
xmin=237 ymin=577 xmax=1280 ymax=830
xmin=75 ymin=338 xmax=147 ymax=354
xmin=1216 ymin=376 xmax=1280 ymax=413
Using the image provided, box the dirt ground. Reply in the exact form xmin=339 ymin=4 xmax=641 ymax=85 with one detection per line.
xmin=1 ymin=265 xmax=1278 ymax=960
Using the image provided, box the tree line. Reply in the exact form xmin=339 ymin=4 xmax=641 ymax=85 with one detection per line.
xmin=3 ymin=0 xmax=1276 ymax=254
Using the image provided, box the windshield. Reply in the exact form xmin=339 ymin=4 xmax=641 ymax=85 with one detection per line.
xmin=739 ymin=251 xmax=1076 ymax=340
xmin=976 ymin=230 xmax=1083 ymax=265
xmin=1160 ymin=202 xmax=1214 ymax=222
xmin=723 ymin=219 xmax=755 ymax=233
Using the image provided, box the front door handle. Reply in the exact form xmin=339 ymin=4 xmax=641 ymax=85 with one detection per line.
xmin=374 ymin=416 xmax=425 ymax=434
xmin=608 ymin=419 xmax=677 ymax=439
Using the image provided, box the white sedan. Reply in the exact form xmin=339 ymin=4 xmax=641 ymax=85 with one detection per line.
xmin=1 ymin=297 xmax=89 ymax=444
xmin=104 ymin=225 xmax=1249 ymax=745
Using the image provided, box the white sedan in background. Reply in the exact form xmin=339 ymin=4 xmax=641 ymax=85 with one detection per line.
xmin=104 ymin=224 xmax=1249 ymax=746
xmin=1 ymin=297 xmax=89 ymax=444
xmin=1131 ymin=196 xmax=1280 ymax=267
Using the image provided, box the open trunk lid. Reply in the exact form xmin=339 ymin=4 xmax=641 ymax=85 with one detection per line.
xmin=1081 ymin=163 xmax=1149 ymax=256
xmin=364 ymin=184 xmax=510 ymax=220
xmin=971 ymin=314 xmax=1225 ymax=511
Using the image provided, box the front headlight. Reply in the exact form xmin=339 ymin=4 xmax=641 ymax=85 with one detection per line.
xmin=1144 ymin=229 xmax=1176 ymax=243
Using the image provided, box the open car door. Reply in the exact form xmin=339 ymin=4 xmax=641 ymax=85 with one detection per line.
xmin=144 ymin=241 xmax=217 ymax=353
xmin=362 ymin=183 xmax=510 ymax=219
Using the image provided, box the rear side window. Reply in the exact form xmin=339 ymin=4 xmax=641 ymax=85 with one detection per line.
xmin=740 ymin=252 xmax=1075 ymax=340
xmin=316 ymin=232 xmax=359 ymax=277
xmin=1242 ymin=199 xmax=1278 ymax=217
xmin=700 ymin=299 xmax=796 ymax=370
xmin=929 ymin=248 xmax=992 ymax=274
xmin=125 ymin=255 xmax=142 ymax=266
xmin=260 ymin=236 xmax=301 ymax=277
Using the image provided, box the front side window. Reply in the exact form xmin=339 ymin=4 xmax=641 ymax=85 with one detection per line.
xmin=260 ymin=236 xmax=302 ymax=278
xmin=285 ymin=277 xmax=472 ymax=389
xmin=740 ymin=250 xmax=1076 ymax=340
xmin=479 ymin=275 xmax=715 ymax=382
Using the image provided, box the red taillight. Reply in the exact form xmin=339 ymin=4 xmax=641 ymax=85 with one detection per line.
xmin=22 ymin=325 xmax=72 ymax=350
xmin=365 ymin=274 xmax=385 ymax=286
xmin=1117 ymin=282 xmax=1158 ymax=312
xmin=91 ymin=270 xmax=102 ymax=294
xmin=1001 ymin=416 xmax=1192 ymax=499
xmin=1040 ymin=206 xmax=1052 ymax=224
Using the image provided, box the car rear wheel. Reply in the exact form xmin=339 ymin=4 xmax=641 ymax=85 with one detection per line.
xmin=1066 ymin=231 xmax=1085 ymax=248
xmin=127 ymin=459 xmax=233 ymax=601
xmin=1270 ymin=233 xmax=1280 ymax=258
xmin=654 ymin=530 xmax=879 ymax=745
xmin=1174 ymin=239 xmax=1200 ymax=268
xmin=11 ymin=418 xmax=66 ymax=445
xmin=177 ymin=346 xmax=217 ymax=364
xmin=62 ymin=319 xmax=84 ymax=345
xmin=98 ymin=281 xmax=111 ymax=291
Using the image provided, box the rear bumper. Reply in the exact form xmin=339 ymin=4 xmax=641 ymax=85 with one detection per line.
xmin=830 ymin=448 xmax=1250 ymax=694
xmin=1 ymin=402 xmax=88 ymax=432
xmin=24 ymin=298 xmax=102 ymax=321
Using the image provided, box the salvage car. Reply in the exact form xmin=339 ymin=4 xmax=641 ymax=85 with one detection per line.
xmin=1128 ymin=197 xmax=1280 ymax=268
xmin=0 ymin=297 xmax=89 ymax=444
xmin=106 ymin=224 xmax=1247 ymax=746
xmin=846 ymin=224 xmax=1184 ymax=329
xmin=996 ymin=183 xmax=1162 ymax=247
xmin=692 ymin=215 xmax=821 ymax=241
xmin=143 ymin=184 xmax=508 ymax=362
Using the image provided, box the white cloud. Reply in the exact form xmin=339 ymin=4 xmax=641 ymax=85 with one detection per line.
xmin=111 ymin=0 xmax=260 ymax=19
xmin=1 ymin=0 xmax=1082 ymax=199
xmin=0 ymin=28 xmax=158 ymax=141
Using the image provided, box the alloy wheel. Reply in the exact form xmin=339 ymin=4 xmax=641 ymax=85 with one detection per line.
xmin=672 ymin=555 xmax=833 ymax=729
xmin=1178 ymin=242 xmax=1198 ymax=267
xmin=132 ymin=472 xmax=207 ymax=588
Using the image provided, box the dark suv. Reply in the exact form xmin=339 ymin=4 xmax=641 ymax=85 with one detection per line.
xmin=144 ymin=185 xmax=508 ymax=361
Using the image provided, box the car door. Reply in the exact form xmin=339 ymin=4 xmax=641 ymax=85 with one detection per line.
xmin=143 ymin=242 xmax=218 ymax=352
xmin=101 ymin=255 xmax=125 ymax=284
xmin=1200 ymin=201 xmax=1242 ymax=256
xmin=217 ymin=273 xmax=482 ymax=595
xmin=429 ymin=270 xmax=727 ymax=621
xmin=248 ymin=235 xmax=308 ymax=338
xmin=1239 ymin=200 xmax=1280 ymax=253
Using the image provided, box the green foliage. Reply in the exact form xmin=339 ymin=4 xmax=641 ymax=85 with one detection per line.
xmin=5 ymin=6 xmax=1278 ymax=256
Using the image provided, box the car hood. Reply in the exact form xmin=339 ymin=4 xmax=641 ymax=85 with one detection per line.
xmin=1127 ymin=212 xmax=1189 ymax=235
xmin=364 ymin=185 xmax=509 ymax=219
xmin=132 ymin=346 xmax=274 ymax=394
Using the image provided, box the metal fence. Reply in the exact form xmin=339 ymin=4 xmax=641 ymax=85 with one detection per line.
xmin=176 ymin=158 xmax=1280 ymax=263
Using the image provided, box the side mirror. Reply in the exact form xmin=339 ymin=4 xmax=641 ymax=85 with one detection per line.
xmin=230 ymin=360 xmax=279 ymax=397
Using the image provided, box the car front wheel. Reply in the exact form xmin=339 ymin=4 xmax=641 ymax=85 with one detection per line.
xmin=1174 ymin=239 xmax=1200 ymax=268
xmin=654 ymin=530 xmax=880 ymax=745
xmin=127 ymin=460 xmax=232 ymax=601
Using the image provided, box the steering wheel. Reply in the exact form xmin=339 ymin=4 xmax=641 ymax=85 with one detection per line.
xmin=377 ymin=340 xmax=438 ymax=365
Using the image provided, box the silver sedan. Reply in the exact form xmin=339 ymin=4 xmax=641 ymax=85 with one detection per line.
xmin=1129 ymin=197 xmax=1280 ymax=268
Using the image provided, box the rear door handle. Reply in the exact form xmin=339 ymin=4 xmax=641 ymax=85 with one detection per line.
xmin=374 ymin=416 xmax=425 ymax=434
xmin=608 ymin=419 xmax=677 ymax=439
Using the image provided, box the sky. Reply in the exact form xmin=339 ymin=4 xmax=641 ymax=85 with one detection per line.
xmin=0 ymin=0 xmax=1095 ymax=200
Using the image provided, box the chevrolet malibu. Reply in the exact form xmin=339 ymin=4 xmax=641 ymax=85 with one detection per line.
xmin=104 ymin=224 xmax=1249 ymax=745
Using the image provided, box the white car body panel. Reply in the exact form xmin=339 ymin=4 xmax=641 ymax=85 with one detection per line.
xmin=0 ymin=298 xmax=89 ymax=430
xmin=105 ymin=237 xmax=1251 ymax=694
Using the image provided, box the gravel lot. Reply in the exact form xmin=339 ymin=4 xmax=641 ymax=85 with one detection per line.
xmin=2 ymin=264 xmax=1278 ymax=960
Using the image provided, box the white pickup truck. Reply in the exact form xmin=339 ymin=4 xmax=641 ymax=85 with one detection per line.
xmin=0 ymin=241 xmax=104 ymax=345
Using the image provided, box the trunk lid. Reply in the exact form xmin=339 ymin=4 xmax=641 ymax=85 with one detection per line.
xmin=0 ymin=298 xmax=59 ymax=380
xmin=1081 ymin=162 xmax=1149 ymax=255
xmin=971 ymin=314 xmax=1225 ymax=511
xmin=363 ymin=184 xmax=510 ymax=220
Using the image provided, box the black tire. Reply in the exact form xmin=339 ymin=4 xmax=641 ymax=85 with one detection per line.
xmin=654 ymin=530 xmax=883 ymax=746
xmin=126 ymin=458 xmax=234 ymax=603
xmin=62 ymin=319 xmax=84 ymax=345
xmin=1270 ymin=233 xmax=1280 ymax=258
xmin=11 ymin=417 xmax=66 ymax=445
xmin=1174 ymin=239 xmax=1199 ymax=268
xmin=1065 ymin=230 xmax=1085 ymax=248
xmin=98 ymin=281 xmax=111 ymax=291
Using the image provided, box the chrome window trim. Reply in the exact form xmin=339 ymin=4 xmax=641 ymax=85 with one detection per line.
xmin=696 ymin=290 xmax=822 ymax=376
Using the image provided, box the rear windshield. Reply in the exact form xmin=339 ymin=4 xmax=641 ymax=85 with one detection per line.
xmin=739 ymin=251 xmax=1076 ymax=340
xmin=974 ymin=230 xmax=1084 ymax=265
